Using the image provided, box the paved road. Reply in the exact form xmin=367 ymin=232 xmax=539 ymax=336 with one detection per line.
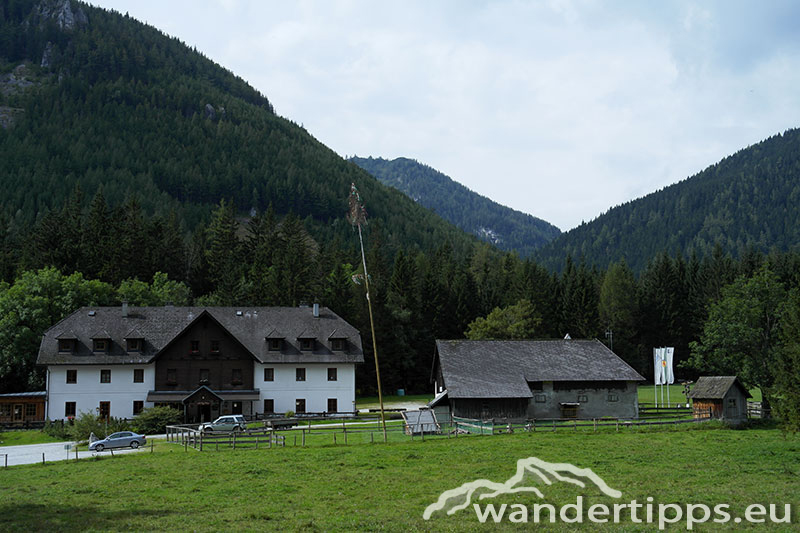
xmin=0 ymin=435 xmax=165 ymax=467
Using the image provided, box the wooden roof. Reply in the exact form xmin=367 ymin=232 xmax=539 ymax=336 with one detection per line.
xmin=687 ymin=376 xmax=752 ymax=400
xmin=434 ymin=339 xmax=645 ymax=399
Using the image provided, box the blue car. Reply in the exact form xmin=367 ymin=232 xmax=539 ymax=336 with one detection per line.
xmin=89 ymin=431 xmax=147 ymax=452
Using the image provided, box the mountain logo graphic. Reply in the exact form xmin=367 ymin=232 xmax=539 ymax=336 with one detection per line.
xmin=423 ymin=457 xmax=621 ymax=520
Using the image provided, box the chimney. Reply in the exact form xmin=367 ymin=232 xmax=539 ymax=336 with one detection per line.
xmin=313 ymin=303 xmax=319 ymax=318
xmin=122 ymin=301 xmax=128 ymax=318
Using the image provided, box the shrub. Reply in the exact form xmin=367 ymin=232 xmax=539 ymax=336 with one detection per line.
xmin=68 ymin=411 xmax=130 ymax=442
xmin=131 ymin=406 xmax=182 ymax=435
xmin=285 ymin=410 xmax=295 ymax=418
xmin=43 ymin=419 xmax=71 ymax=440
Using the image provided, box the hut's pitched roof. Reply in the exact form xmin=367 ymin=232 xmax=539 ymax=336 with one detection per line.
xmin=687 ymin=376 xmax=752 ymax=400
xmin=434 ymin=339 xmax=645 ymax=399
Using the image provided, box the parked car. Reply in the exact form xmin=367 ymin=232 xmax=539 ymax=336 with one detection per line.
xmin=199 ymin=415 xmax=247 ymax=433
xmin=89 ymin=431 xmax=147 ymax=452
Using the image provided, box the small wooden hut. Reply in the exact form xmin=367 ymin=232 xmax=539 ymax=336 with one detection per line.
xmin=0 ymin=391 xmax=46 ymax=427
xmin=688 ymin=376 xmax=751 ymax=424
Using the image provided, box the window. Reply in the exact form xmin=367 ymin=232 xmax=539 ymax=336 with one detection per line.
xmin=728 ymin=398 xmax=737 ymax=407
xmin=93 ymin=339 xmax=108 ymax=352
xmin=264 ymin=368 xmax=274 ymax=382
xmin=296 ymin=368 xmax=306 ymax=382
xmin=100 ymin=369 xmax=111 ymax=383
xmin=534 ymin=394 xmax=547 ymax=403
xmin=327 ymin=398 xmax=338 ymax=413
xmin=190 ymin=340 xmax=200 ymax=354
xmin=295 ymin=399 xmax=306 ymax=413
xmin=65 ymin=402 xmax=76 ymax=418
xmin=210 ymin=340 xmax=220 ymax=353
xmin=133 ymin=401 xmax=144 ymax=415
xmin=199 ymin=369 xmax=210 ymax=384
xmin=300 ymin=338 xmax=313 ymax=351
xmin=133 ymin=369 xmax=144 ymax=383
xmin=331 ymin=339 xmax=345 ymax=351
xmin=232 ymin=368 xmax=243 ymax=385
xmin=167 ymin=368 xmax=177 ymax=385
xmin=99 ymin=401 xmax=110 ymax=420
xmin=0 ymin=404 xmax=10 ymax=417
xmin=327 ymin=368 xmax=338 ymax=381
xmin=126 ymin=338 xmax=141 ymax=352
xmin=58 ymin=339 xmax=73 ymax=353
xmin=578 ymin=395 xmax=588 ymax=403
xmin=263 ymin=399 xmax=274 ymax=414
xmin=66 ymin=369 xmax=77 ymax=384
xmin=607 ymin=394 xmax=619 ymax=402
xmin=25 ymin=404 xmax=36 ymax=417
xmin=268 ymin=339 xmax=282 ymax=351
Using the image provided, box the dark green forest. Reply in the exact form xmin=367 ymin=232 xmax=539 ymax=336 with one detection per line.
xmin=351 ymin=156 xmax=561 ymax=257
xmin=537 ymin=129 xmax=800 ymax=272
xmin=1 ymin=1 xmax=799 ymax=423
xmin=0 ymin=0 xmax=477 ymax=257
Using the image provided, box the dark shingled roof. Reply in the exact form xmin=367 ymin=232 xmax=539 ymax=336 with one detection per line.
xmin=37 ymin=306 xmax=363 ymax=366
xmin=435 ymin=339 xmax=645 ymax=399
xmin=687 ymin=376 xmax=751 ymax=400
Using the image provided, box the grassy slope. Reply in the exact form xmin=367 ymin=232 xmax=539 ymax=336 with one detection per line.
xmin=1 ymin=426 xmax=797 ymax=531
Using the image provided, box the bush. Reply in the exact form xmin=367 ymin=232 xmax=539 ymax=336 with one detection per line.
xmin=68 ymin=411 xmax=130 ymax=442
xmin=131 ymin=406 xmax=182 ymax=435
xmin=43 ymin=419 xmax=71 ymax=440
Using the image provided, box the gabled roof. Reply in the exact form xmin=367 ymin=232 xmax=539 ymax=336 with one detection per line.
xmin=435 ymin=339 xmax=645 ymax=399
xmin=688 ymin=376 xmax=751 ymax=400
xmin=37 ymin=306 xmax=364 ymax=366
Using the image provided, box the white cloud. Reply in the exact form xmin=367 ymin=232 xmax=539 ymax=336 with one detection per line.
xmin=88 ymin=0 xmax=800 ymax=230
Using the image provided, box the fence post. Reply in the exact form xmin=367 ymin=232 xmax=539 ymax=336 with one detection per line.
xmin=42 ymin=452 xmax=45 ymax=465
xmin=553 ymin=420 xmax=556 ymax=432
xmin=302 ymin=429 xmax=305 ymax=447
xmin=344 ymin=424 xmax=347 ymax=445
xmin=199 ymin=432 xmax=203 ymax=452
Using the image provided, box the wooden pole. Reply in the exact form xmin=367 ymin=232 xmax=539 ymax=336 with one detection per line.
xmin=357 ymin=221 xmax=387 ymax=443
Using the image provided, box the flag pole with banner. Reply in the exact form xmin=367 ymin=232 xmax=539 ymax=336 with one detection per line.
xmin=347 ymin=184 xmax=387 ymax=443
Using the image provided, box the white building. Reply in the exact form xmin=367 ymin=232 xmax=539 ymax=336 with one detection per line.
xmin=38 ymin=305 xmax=363 ymax=422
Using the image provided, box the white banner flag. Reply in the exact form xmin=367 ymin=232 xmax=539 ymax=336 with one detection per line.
xmin=664 ymin=347 xmax=675 ymax=384
xmin=653 ymin=348 xmax=665 ymax=385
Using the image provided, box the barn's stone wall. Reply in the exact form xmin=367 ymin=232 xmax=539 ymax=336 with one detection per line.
xmin=525 ymin=381 xmax=639 ymax=420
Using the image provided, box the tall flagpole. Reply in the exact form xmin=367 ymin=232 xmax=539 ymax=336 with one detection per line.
xmin=348 ymin=184 xmax=387 ymax=442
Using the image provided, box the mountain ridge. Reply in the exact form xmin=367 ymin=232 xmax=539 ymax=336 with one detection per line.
xmin=536 ymin=128 xmax=800 ymax=272
xmin=351 ymin=156 xmax=561 ymax=257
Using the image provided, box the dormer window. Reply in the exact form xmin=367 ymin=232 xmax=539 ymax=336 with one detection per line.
xmin=93 ymin=339 xmax=109 ymax=352
xmin=58 ymin=339 xmax=74 ymax=353
xmin=268 ymin=339 xmax=282 ymax=351
xmin=126 ymin=338 xmax=142 ymax=352
xmin=331 ymin=338 xmax=346 ymax=351
xmin=299 ymin=338 xmax=314 ymax=351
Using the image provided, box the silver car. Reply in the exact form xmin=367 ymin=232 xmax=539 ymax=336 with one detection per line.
xmin=89 ymin=431 xmax=147 ymax=452
xmin=199 ymin=415 xmax=247 ymax=433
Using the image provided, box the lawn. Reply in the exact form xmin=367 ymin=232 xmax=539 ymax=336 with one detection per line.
xmin=0 ymin=429 xmax=66 ymax=447
xmin=1 ymin=424 xmax=797 ymax=531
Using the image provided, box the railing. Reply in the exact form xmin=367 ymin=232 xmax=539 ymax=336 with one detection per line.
xmin=165 ymin=425 xmax=285 ymax=451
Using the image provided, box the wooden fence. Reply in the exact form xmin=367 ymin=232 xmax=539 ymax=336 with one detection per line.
xmin=166 ymin=425 xmax=285 ymax=451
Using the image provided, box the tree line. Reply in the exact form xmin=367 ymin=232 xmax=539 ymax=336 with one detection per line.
xmin=3 ymin=197 xmax=800 ymax=425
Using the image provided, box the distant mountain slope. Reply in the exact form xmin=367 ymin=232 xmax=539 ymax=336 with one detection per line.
xmin=536 ymin=129 xmax=800 ymax=272
xmin=350 ymin=156 xmax=561 ymax=256
xmin=0 ymin=0 xmax=478 ymax=255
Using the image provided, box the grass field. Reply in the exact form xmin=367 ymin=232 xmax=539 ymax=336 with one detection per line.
xmin=1 ymin=423 xmax=797 ymax=531
xmin=0 ymin=429 xmax=64 ymax=447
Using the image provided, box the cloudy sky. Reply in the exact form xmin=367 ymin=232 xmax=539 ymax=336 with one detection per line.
xmin=90 ymin=0 xmax=800 ymax=231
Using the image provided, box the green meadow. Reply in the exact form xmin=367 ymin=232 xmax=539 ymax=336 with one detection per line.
xmin=1 ymin=424 xmax=797 ymax=532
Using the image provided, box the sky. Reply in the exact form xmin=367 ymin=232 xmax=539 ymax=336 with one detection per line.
xmin=89 ymin=0 xmax=800 ymax=231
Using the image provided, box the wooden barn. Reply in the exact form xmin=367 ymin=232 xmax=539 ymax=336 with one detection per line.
xmin=0 ymin=391 xmax=47 ymax=427
xmin=430 ymin=339 xmax=644 ymax=421
xmin=688 ymin=376 xmax=751 ymax=423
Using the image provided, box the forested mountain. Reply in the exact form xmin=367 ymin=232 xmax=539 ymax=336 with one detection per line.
xmin=351 ymin=156 xmax=561 ymax=257
xmin=536 ymin=129 xmax=800 ymax=272
xmin=0 ymin=0 xmax=477 ymax=256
